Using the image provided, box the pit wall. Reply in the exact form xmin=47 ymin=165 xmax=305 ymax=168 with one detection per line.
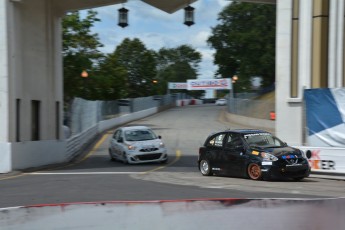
xmin=1 ymin=198 xmax=344 ymax=230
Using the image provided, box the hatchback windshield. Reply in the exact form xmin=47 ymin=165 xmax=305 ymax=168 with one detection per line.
xmin=242 ymin=133 xmax=286 ymax=148
xmin=124 ymin=129 xmax=157 ymax=141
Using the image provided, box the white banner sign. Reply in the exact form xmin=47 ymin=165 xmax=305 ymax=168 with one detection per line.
xmin=297 ymin=146 xmax=345 ymax=174
xmin=187 ymin=78 xmax=231 ymax=90
xmin=168 ymin=82 xmax=187 ymax=90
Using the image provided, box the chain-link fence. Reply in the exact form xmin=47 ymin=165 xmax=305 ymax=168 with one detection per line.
xmin=228 ymin=98 xmax=275 ymax=120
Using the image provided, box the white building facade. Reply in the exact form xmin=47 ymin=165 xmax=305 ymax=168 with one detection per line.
xmin=276 ymin=0 xmax=345 ymax=145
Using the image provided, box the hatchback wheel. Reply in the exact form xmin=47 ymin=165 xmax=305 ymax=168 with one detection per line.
xmin=109 ymin=149 xmax=116 ymax=161
xmin=199 ymin=159 xmax=212 ymax=176
xmin=122 ymin=152 xmax=129 ymax=164
xmin=247 ymin=163 xmax=262 ymax=180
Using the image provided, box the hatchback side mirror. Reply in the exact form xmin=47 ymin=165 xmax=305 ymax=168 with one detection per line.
xmin=118 ymin=137 xmax=124 ymax=143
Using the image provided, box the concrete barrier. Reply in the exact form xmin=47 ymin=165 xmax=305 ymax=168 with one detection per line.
xmin=1 ymin=198 xmax=344 ymax=230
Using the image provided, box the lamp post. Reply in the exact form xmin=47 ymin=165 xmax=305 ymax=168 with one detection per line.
xmin=81 ymin=70 xmax=88 ymax=98
xmin=232 ymin=75 xmax=238 ymax=98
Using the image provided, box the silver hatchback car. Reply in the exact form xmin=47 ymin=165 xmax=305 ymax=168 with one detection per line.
xmin=109 ymin=126 xmax=168 ymax=164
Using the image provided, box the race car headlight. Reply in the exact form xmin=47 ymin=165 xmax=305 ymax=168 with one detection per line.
xmin=300 ymin=150 xmax=307 ymax=159
xmin=127 ymin=145 xmax=136 ymax=150
xmin=261 ymin=152 xmax=278 ymax=161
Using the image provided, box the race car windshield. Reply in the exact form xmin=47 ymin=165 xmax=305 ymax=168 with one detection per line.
xmin=125 ymin=130 xmax=157 ymax=141
xmin=243 ymin=133 xmax=286 ymax=148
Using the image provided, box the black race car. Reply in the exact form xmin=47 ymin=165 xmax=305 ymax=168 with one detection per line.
xmin=198 ymin=129 xmax=311 ymax=180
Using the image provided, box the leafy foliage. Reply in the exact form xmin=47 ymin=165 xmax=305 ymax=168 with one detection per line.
xmin=207 ymin=1 xmax=276 ymax=90
xmin=113 ymin=38 xmax=158 ymax=97
xmin=155 ymin=45 xmax=202 ymax=96
xmin=62 ymin=11 xmax=202 ymax=101
xmin=62 ymin=10 xmax=104 ymax=101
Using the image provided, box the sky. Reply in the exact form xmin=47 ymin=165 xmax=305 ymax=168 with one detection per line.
xmin=86 ymin=0 xmax=230 ymax=80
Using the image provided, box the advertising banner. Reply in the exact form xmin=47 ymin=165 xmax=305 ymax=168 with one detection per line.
xmin=168 ymin=82 xmax=187 ymax=90
xmin=187 ymin=78 xmax=231 ymax=90
xmin=297 ymin=146 xmax=345 ymax=174
xmin=304 ymin=88 xmax=345 ymax=147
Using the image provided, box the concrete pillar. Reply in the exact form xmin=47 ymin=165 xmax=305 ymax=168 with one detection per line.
xmin=328 ymin=0 xmax=344 ymax=87
xmin=0 ymin=0 xmax=11 ymax=172
xmin=0 ymin=0 xmax=66 ymax=173
xmin=276 ymin=0 xmax=305 ymax=146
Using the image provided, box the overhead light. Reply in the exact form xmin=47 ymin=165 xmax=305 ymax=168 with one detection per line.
xmin=184 ymin=5 xmax=195 ymax=27
xmin=118 ymin=7 xmax=129 ymax=28
xmin=81 ymin=70 xmax=88 ymax=78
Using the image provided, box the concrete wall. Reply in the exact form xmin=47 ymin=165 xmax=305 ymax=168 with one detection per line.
xmin=8 ymin=0 xmax=63 ymax=142
xmin=0 ymin=0 xmax=65 ymax=173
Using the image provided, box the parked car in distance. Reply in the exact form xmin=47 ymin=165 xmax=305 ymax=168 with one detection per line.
xmin=109 ymin=126 xmax=168 ymax=164
xmin=215 ymin=98 xmax=227 ymax=106
xmin=198 ymin=129 xmax=311 ymax=181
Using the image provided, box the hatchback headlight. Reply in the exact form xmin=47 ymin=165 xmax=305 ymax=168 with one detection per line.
xmin=261 ymin=152 xmax=278 ymax=161
xmin=127 ymin=145 xmax=136 ymax=150
xmin=159 ymin=142 xmax=165 ymax=148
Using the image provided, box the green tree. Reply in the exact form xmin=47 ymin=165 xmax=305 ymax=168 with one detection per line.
xmin=113 ymin=38 xmax=157 ymax=97
xmin=156 ymin=45 xmax=202 ymax=95
xmin=91 ymin=53 xmax=128 ymax=100
xmin=62 ymin=10 xmax=104 ymax=101
xmin=207 ymin=1 xmax=276 ymax=90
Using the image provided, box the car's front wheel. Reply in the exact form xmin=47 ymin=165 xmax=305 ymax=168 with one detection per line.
xmin=122 ymin=152 xmax=129 ymax=164
xmin=109 ymin=148 xmax=116 ymax=161
xmin=199 ymin=159 xmax=212 ymax=176
xmin=247 ymin=163 xmax=262 ymax=180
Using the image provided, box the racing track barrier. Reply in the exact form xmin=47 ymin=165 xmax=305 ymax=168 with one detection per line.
xmin=1 ymin=198 xmax=344 ymax=230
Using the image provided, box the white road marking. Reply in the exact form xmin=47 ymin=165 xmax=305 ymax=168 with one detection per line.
xmin=25 ymin=172 xmax=142 ymax=175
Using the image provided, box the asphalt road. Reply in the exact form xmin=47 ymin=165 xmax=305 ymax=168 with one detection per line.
xmin=0 ymin=104 xmax=344 ymax=208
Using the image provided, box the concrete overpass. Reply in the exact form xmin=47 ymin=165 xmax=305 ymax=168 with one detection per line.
xmin=1 ymin=0 xmax=345 ymax=173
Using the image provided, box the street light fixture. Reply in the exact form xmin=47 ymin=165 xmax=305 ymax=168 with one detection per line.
xmin=232 ymin=75 xmax=238 ymax=98
xmin=184 ymin=5 xmax=195 ymax=26
xmin=118 ymin=7 xmax=129 ymax=28
xmin=81 ymin=70 xmax=88 ymax=98
xmin=81 ymin=70 xmax=88 ymax=78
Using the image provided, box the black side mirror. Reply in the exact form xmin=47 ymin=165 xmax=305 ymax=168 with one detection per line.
xmin=158 ymin=135 xmax=162 ymax=139
xmin=118 ymin=137 xmax=124 ymax=143
xmin=306 ymin=150 xmax=312 ymax=159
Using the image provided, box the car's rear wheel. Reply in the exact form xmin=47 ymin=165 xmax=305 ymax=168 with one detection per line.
xmin=247 ymin=163 xmax=262 ymax=180
xmin=199 ymin=159 xmax=212 ymax=176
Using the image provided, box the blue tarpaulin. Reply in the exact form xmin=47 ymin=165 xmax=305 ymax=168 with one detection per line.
xmin=304 ymin=88 xmax=345 ymax=147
